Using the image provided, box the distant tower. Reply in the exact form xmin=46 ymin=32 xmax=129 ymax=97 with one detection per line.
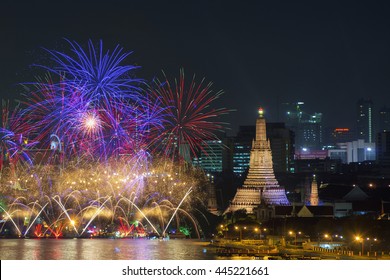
xmin=282 ymin=102 xmax=323 ymax=150
xmin=379 ymin=106 xmax=390 ymax=132
xmin=357 ymin=98 xmax=373 ymax=142
xmin=310 ymin=174 xmax=319 ymax=206
xmin=225 ymin=107 xmax=289 ymax=214
xmin=207 ymin=175 xmax=219 ymax=215
xmin=376 ymin=131 xmax=390 ymax=169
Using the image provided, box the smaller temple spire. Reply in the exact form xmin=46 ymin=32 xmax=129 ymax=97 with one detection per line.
xmin=310 ymin=174 xmax=319 ymax=206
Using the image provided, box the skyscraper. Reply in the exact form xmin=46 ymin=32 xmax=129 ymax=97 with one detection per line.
xmin=192 ymin=137 xmax=234 ymax=173
xmin=281 ymin=102 xmax=323 ymax=150
xmin=266 ymin=123 xmax=295 ymax=173
xmin=197 ymin=140 xmax=224 ymax=173
xmin=379 ymin=106 xmax=390 ymax=132
xmin=357 ymin=98 xmax=373 ymax=143
xmin=330 ymin=128 xmax=354 ymax=145
xmin=376 ymin=131 xmax=390 ymax=168
xmin=300 ymin=112 xmax=323 ymax=150
xmin=232 ymin=126 xmax=255 ymax=176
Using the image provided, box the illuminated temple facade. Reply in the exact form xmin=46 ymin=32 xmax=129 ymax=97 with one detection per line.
xmin=225 ymin=108 xmax=289 ymax=214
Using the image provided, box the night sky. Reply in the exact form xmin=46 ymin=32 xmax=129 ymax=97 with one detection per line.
xmin=1 ymin=0 xmax=390 ymax=135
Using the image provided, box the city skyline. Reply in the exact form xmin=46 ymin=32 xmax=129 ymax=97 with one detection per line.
xmin=2 ymin=0 xmax=390 ymax=267
xmin=2 ymin=0 xmax=390 ymax=134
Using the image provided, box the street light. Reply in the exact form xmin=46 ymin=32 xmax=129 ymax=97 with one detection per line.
xmin=218 ymin=224 xmax=227 ymax=238
xmin=366 ymin=237 xmax=378 ymax=253
xmin=254 ymin=227 xmax=259 ymax=239
xmin=235 ymin=226 xmax=242 ymax=241
xmin=289 ymin=231 xmax=297 ymax=245
xmin=254 ymin=227 xmax=264 ymax=240
xmin=355 ymin=236 xmax=364 ymax=255
xmin=324 ymin=233 xmax=332 ymax=241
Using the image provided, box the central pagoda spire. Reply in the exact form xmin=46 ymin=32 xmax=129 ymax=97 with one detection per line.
xmin=310 ymin=174 xmax=319 ymax=206
xmin=225 ymin=107 xmax=289 ymax=214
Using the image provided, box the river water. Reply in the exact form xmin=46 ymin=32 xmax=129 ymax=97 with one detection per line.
xmin=0 ymin=239 xmax=216 ymax=260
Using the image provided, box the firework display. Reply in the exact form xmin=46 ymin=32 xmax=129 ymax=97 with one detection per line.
xmin=0 ymin=40 xmax=228 ymax=239
xmin=148 ymin=69 xmax=230 ymax=160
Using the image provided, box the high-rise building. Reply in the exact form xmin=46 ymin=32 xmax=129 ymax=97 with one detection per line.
xmin=379 ymin=106 xmax=390 ymax=132
xmin=300 ymin=112 xmax=323 ymax=150
xmin=266 ymin=123 xmax=295 ymax=173
xmin=346 ymin=139 xmax=375 ymax=162
xmin=376 ymin=131 xmax=390 ymax=168
xmin=281 ymin=102 xmax=323 ymax=150
xmin=357 ymin=98 xmax=373 ymax=143
xmin=324 ymin=127 xmax=355 ymax=148
xmin=193 ymin=136 xmax=234 ymax=173
xmin=282 ymin=101 xmax=304 ymax=132
xmin=232 ymin=126 xmax=255 ymax=176
xmin=327 ymin=140 xmax=375 ymax=163
xmin=232 ymin=143 xmax=251 ymax=175
xmin=225 ymin=108 xmax=289 ymax=214
xmin=196 ymin=140 xmax=224 ymax=173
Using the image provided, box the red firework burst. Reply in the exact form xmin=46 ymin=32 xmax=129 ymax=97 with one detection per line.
xmin=148 ymin=69 xmax=230 ymax=160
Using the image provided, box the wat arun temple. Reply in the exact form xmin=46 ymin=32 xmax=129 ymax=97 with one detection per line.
xmin=225 ymin=108 xmax=290 ymax=214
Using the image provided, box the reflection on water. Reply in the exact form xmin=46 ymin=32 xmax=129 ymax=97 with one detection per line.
xmin=0 ymin=239 xmax=216 ymax=260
